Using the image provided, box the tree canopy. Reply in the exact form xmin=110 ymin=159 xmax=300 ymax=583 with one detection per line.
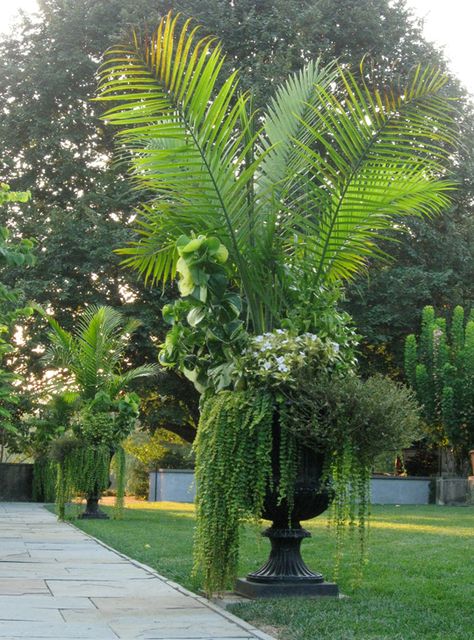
xmin=0 ymin=0 xmax=472 ymax=434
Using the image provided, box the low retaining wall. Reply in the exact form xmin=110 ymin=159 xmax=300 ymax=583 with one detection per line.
xmin=149 ymin=469 xmax=196 ymax=503
xmin=0 ymin=463 xmax=34 ymax=501
xmin=436 ymin=477 xmax=469 ymax=505
xmin=149 ymin=471 xmax=435 ymax=505
xmin=371 ymin=476 xmax=433 ymax=505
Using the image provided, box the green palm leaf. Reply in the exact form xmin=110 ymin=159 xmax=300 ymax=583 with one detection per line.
xmin=276 ymin=65 xmax=457 ymax=286
xmin=97 ymin=12 xmax=265 ymax=324
xmin=40 ymin=305 xmax=158 ymax=400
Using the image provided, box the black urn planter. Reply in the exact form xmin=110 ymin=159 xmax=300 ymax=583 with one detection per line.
xmin=235 ymin=423 xmax=338 ymax=598
xmin=78 ymin=486 xmax=109 ymax=520
xmin=78 ymin=448 xmax=114 ymax=520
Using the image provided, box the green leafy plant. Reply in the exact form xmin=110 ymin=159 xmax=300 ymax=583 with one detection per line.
xmin=97 ymin=12 xmax=457 ymax=593
xmin=193 ymin=389 xmax=273 ymax=593
xmin=39 ymin=305 xmax=158 ymax=518
xmin=405 ymin=305 xmax=474 ymax=474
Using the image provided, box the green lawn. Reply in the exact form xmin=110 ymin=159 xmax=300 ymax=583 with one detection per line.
xmin=70 ymin=502 xmax=474 ymax=640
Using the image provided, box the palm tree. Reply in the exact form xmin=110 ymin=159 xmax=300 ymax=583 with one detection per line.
xmin=96 ymin=12 xmax=457 ymax=335
xmin=41 ymin=305 xmax=158 ymax=518
xmin=42 ymin=304 xmax=157 ymax=400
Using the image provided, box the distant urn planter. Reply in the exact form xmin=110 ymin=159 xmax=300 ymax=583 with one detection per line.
xmin=235 ymin=424 xmax=338 ymax=598
xmin=78 ymin=488 xmax=110 ymax=519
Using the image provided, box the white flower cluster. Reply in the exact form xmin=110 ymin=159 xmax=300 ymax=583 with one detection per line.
xmin=242 ymin=329 xmax=340 ymax=385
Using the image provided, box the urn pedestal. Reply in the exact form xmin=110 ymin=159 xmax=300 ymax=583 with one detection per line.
xmin=235 ymin=427 xmax=338 ymax=598
xmin=78 ymin=488 xmax=109 ymax=520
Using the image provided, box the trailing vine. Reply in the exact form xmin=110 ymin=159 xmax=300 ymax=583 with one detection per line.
xmin=50 ymin=435 xmax=111 ymax=519
xmin=50 ymin=395 xmax=139 ymax=519
xmin=193 ymin=390 xmax=274 ymax=595
xmin=113 ymin=445 xmax=126 ymax=519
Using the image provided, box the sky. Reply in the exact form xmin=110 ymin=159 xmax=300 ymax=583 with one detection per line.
xmin=0 ymin=0 xmax=473 ymax=94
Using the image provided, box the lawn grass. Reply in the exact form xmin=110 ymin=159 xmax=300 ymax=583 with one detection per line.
xmin=70 ymin=502 xmax=474 ymax=640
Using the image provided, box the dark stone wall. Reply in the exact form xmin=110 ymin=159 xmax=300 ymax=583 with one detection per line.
xmin=0 ymin=463 xmax=34 ymax=501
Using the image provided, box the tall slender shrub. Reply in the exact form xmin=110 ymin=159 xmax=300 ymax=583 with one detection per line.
xmin=405 ymin=305 xmax=474 ymax=472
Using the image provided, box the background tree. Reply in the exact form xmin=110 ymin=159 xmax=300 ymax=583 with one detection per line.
xmin=1 ymin=0 xmax=472 ymax=437
xmin=0 ymin=185 xmax=34 ymax=462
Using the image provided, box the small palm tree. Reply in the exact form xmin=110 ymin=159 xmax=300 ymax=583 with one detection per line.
xmin=41 ymin=305 xmax=158 ymax=518
xmin=42 ymin=304 xmax=157 ymax=400
xmin=96 ymin=12 xmax=457 ymax=334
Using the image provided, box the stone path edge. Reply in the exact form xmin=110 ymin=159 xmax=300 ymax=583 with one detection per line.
xmin=58 ymin=508 xmax=276 ymax=640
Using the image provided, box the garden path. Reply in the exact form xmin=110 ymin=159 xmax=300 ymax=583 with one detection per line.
xmin=0 ymin=503 xmax=274 ymax=640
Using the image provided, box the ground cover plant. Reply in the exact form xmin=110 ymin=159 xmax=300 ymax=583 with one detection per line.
xmin=71 ymin=502 xmax=474 ymax=640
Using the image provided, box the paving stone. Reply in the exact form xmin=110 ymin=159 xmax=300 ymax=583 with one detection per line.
xmin=0 ymin=595 xmax=97 ymax=610
xmin=47 ymin=577 xmax=175 ymax=598
xmin=0 ymin=620 xmax=118 ymax=638
xmin=0 ymin=605 xmax=64 ymax=622
xmin=0 ymin=579 xmax=49 ymax=595
xmin=91 ymin=596 xmax=203 ymax=613
xmin=0 ymin=503 xmax=274 ymax=640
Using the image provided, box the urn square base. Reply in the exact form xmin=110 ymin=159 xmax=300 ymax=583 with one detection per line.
xmin=235 ymin=577 xmax=339 ymax=599
xmin=78 ymin=511 xmax=109 ymax=519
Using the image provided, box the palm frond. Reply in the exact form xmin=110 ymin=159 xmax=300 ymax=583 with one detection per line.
xmin=41 ymin=305 xmax=151 ymax=401
xmin=97 ymin=12 xmax=262 ymax=308
xmin=281 ymin=65 xmax=457 ymax=286
xmin=259 ymin=59 xmax=339 ymax=201
xmin=108 ymin=364 xmax=160 ymax=398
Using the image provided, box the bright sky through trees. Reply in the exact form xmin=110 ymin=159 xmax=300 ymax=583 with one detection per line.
xmin=0 ymin=0 xmax=473 ymax=94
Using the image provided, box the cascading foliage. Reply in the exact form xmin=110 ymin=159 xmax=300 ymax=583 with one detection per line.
xmin=193 ymin=390 xmax=273 ymax=594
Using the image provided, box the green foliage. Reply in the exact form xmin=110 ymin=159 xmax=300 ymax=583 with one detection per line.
xmin=32 ymin=458 xmax=57 ymax=502
xmin=50 ymin=437 xmax=111 ymax=520
xmin=126 ymin=458 xmax=150 ymax=499
xmin=99 ymin=12 xmax=457 ymax=336
xmin=159 ymin=236 xmax=247 ymax=393
xmin=124 ymin=429 xmax=194 ymax=470
xmin=405 ymin=305 xmax=474 ymax=471
xmin=281 ymin=373 xmax=421 ymax=575
xmin=72 ymin=393 xmax=140 ymax=446
xmin=113 ymin=445 xmax=127 ymax=519
xmin=239 ymin=330 xmax=348 ymax=390
xmin=193 ymin=390 xmax=273 ymax=594
xmin=40 ymin=305 xmax=156 ymax=517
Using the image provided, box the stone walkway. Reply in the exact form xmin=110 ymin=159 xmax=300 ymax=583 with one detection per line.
xmin=0 ymin=503 xmax=275 ymax=640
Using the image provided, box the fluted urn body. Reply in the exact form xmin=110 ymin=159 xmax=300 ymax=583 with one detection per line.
xmin=235 ymin=419 xmax=338 ymax=598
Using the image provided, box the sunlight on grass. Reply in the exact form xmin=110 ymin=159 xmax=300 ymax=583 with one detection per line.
xmin=123 ymin=501 xmax=195 ymax=514
xmin=74 ymin=503 xmax=474 ymax=640
xmin=366 ymin=520 xmax=473 ymax=536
